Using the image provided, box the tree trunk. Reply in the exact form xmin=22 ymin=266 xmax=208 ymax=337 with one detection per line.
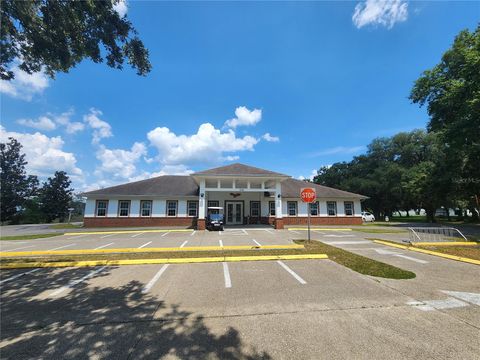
xmin=425 ymin=207 xmax=436 ymax=223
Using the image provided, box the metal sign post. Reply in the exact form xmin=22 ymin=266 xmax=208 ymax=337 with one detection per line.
xmin=300 ymin=188 xmax=316 ymax=244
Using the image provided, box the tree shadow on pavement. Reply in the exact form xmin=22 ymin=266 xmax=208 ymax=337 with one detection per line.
xmin=0 ymin=267 xmax=271 ymax=359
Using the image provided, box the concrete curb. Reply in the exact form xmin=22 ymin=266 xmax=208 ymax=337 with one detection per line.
xmin=0 ymin=244 xmax=305 ymax=258
xmin=288 ymin=228 xmax=352 ymax=231
xmin=0 ymin=254 xmax=329 ymax=269
xmin=373 ymin=240 xmax=480 ymax=266
xmin=412 ymin=242 xmax=478 ymax=247
xmin=65 ymin=229 xmax=194 ymax=236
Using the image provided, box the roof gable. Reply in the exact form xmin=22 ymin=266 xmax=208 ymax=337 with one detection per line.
xmin=192 ymin=163 xmax=289 ymax=177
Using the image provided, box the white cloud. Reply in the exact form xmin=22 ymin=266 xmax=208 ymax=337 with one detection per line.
xmin=352 ymin=0 xmax=408 ymax=29
xmin=113 ymin=0 xmax=128 ymax=17
xmin=17 ymin=116 xmax=56 ymax=131
xmin=298 ymin=169 xmax=318 ymax=181
xmin=95 ymin=142 xmax=147 ymax=179
xmin=308 ymin=146 xmax=366 ymax=157
xmin=148 ymin=122 xmax=258 ymax=166
xmin=224 ymin=106 xmax=262 ymax=128
xmin=262 ymin=133 xmax=280 ymax=142
xmin=0 ymin=65 xmax=49 ymax=101
xmin=0 ymin=126 xmax=83 ymax=179
xmin=83 ymin=108 xmax=113 ymax=144
xmin=54 ymin=109 xmax=85 ymax=134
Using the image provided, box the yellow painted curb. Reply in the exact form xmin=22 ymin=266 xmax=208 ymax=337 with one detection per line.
xmin=0 ymin=244 xmax=304 ymax=258
xmin=65 ymin=229 xmax=194 ymax=236
xmin=288 ymin=228 xmax=352 ymax=231
xmin=412 ymin=242 xmax=478 ymax=247
xmin=0 ymin=253 xmax=328 ymax=269
xmin=373 ymin=240 xmax=480 ymax=266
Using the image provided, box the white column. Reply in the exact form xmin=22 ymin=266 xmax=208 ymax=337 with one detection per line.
xmin=275 ymin=180 xmax=282 ymax=218
xmin=199 ymin=179 xmax=206 ymax=219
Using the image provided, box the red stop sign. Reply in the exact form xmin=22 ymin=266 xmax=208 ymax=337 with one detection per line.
xmin=301 ymin=188 xmax=316 ymax=203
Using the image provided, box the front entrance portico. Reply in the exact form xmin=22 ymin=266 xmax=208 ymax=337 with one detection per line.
xmin=192 ymin=167 xmax=289 ymax=229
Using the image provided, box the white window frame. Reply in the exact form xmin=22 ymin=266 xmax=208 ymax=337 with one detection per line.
xmin=269 ymin=201 xmax=276 ymax=216
xmin=187 ymin=201 xmax=198 ymax=217
xmin=310 ymin=201 xmax=319 ymax=216
xmin=140 ymin=200 xmax=152 ymax=217
xmin=344 ymin=201 xmax=354 ymax=216
xmin=250 ymin=201 xmax=260 ymax=217
xmin=118 ymin=200 xmax=130 ymax=217
xmin=287 ymin=201 xmax=297 ymax=216
xmin=96 ymin=200 xmax=108 ymax=217
xmin=327 ymin=201 xmax=337 ymax=216
xmin=166 ymin=200 xmax=178 ymax=217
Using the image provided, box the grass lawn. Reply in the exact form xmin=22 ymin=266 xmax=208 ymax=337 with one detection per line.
xmin=0 ymin=240 xmax=416 ymax=279
xmin=50 ymin=223 xmax=82 ymax=229
xmin=416 ymin=245 xmax=480 ymax=261
xmin=0 ymin=233 xmax=64 ymax=241
xmin=368 ymin=238 xmax=480 ymax=261
xmin=297 ymin=240 xmax=415 ymax=279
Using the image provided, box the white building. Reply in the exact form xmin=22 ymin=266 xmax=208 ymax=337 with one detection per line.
xmin=83 ymin=163 xmax=366 ymax=229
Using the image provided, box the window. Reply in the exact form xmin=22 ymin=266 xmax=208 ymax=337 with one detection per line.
xmin=269 ymin=201 xmax=276 ymax=216
xmin=166 ymin=200 xmax=177 ymax=217
xmin=250 ymin=201 xmax=260 ymax=217
xmin=207 ymin=200 xmax=219 ymax=214
xmin=96 ymin=200 xmax=108 ymax=217
xmin=187 ymin=201 xmax=198 ymax=217
xmin=310 ymin=201 xmax=319 ymax=216
xmin=287 ymin=201 xmax=297 ymax=216
xmin=327 ymin=201 xmax=337 ymax=216
xmin=118 ymin=200 xmax=130 ymax=217
xmin=140 ymin=200 xmax=152 ymax=217
xmin=344 ymin=201 xmax=354 ymax=216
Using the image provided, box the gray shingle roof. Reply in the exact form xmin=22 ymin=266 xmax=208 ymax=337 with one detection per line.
xmin=83 ymin=164 xmax=366 ymax=199
xmin=82 ymin=175 xmax=198 ymax=197
xmin=192 ymin=163 xmax=289 ymax=177
xmin=281 ymin=178 xmax=367 ymax=199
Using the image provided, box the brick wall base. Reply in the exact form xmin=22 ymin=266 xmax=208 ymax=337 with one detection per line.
xmin=283 ymin=217 xmax=363 ymax=226
xmin=83 ymin=217 xmax=196 ymax=228
xmin=274 ymin=218 xmax=284 ymax=229
xmin=197 ymin=219 xmax=206 ymax=230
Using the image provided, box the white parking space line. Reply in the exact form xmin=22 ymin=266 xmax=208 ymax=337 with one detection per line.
xmin=131 ymin=232 xmax=145 ymax=238
xmin=94 ymin=242 xmax=114 ymax=250
xmin=265 ymin=229 xmax=274 ymax=234
xmin=252 ymin=239 xmax=262 ymax=246
xmin=219 ymin=239 xmax=224 ymax=247
xmin=277 ymin=261 xmax=306 ymax=284
xmin=100 ymin=234 xmax=115 ymax=239
xmin=49 ymin=266 xmax=107 ymax=297
xmin=161 ymin=232 xmax=169 ymax=237
xmin=395 ymin=254 xmax=429 ymax=264
xmin=180 ymin=241 xmax=188 ymax=248
xmin=289 ymin=230 xmax=300 ymax=234
xmin=190 ymin=231 xmax=196 ymax=236
xmin=138 ymin=241 xmax=152 ymax=249
xmin=48 ymin=243 xmax=76 ymax=251
xmin=323 ymin=234 xmax=355 ymax=238
xmin=0 ymin=268 xmax=40 ymax=284
xmin=2 ymin=245 xmax=35 ymax=252
xmin=242 ymin=229 xmax=248 ymax=235
xmin=142 ymin=264 xmax=170 ymax=293
xmin=222 ymin=262 xmax=232 ymax=288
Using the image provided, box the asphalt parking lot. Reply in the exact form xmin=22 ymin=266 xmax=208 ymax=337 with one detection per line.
xmin=1 ymin=227 xmax=479 ymax=359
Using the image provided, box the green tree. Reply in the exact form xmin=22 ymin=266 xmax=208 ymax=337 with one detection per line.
xmin=0 ymin=138 xmax=38 ymax=223
xmin=410 ymin=25 xmax=480 ymax=218
xmin=1 ymin=0 xmax=151 ymax=80
xmin=39 ymin=171 xmax=73 ymax=223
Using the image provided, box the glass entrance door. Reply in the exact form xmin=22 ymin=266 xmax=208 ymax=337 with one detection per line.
xmin=226 ymin=201 xmax=243 ymax=225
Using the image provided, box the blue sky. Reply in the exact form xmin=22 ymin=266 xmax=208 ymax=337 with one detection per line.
xmin=1 ymin=0 xmax=478 ymax=191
